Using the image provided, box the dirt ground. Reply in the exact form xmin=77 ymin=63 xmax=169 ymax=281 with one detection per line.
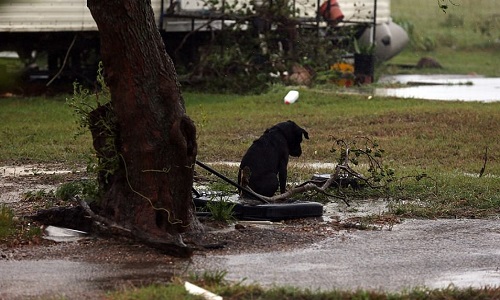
xmin=3 ymin=164 xmax=499 ymax=298
xmin=1 ymin=163 xmax=376 ymax=297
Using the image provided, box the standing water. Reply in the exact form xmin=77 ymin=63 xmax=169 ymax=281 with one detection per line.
xmin=376 ymin=75 xmax=500 ymax=102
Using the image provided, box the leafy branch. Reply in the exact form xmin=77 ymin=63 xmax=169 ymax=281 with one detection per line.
xmin=241 ymin=136 xmax=432 ymax=206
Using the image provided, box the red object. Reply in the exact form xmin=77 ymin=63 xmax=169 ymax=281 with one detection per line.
xmin=319 ymin=0 xmax=344 ymax=23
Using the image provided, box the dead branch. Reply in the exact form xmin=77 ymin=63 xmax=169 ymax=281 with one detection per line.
xmin=75 ymin=196 xmax=194 ymax=257
xmin=244 ymin=165 xmax=354 ymax=206
xmin=76 ymin=195 xmax=131 ymax=234
xmin=242 ymin=139 xmax=389 ymax=206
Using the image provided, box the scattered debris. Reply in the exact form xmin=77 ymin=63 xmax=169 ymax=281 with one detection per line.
xmin=43 ymin=225 xmax=87 ymax=242
xmin=284 ymin=90 xmax=299 ymax=104
xmin=185 ymin=281 xmax=223 ymax=300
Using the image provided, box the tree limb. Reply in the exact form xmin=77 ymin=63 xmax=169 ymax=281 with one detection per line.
xmin=76 ymin=196 xmax=131 ymax=233
xmin=243 ymin=167 xmax=352 ymax=206
xmin=75 ymin=196 xmax=194 ymax=258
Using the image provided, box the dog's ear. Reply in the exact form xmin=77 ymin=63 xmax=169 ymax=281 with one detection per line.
xmin=303 ymin=129 xmax=309 ymax=140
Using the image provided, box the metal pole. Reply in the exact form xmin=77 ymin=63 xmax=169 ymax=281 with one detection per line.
xmin=370 ymin=0 xmax=377 ymax=82
xmin=159 ymin=0 xmax=165 ymax=29
xmin=372 ymin=0 xmax=377 ymax=44
xmin=195 ymin=160 xmax=268 ymax=203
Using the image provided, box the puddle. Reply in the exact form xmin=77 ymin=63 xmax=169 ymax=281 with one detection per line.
xmin=376 ymin=75 xmax=500 ymax=102
xmin=431 ymin=269 xmax=500 ymax=289
xmin=0 ymin=165 xmax=86 ymax=205
xmin=203 ymin=161 xmax=338 ymax=170
xmin=2 ymin=163 xmax=500 ymax=296
xmin=0 ymin=260 xmax=178 ymax=299
xmin=325 ymin=198 xmax=388 ymax=219
xmin=191 ymin=219 xmax=500 ymax=292
xmin=0 ymin=165 xmax=78 ymax=177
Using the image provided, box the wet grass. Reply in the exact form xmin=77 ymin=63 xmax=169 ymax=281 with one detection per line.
xmin=388 ymin=0 xmax=499 ymax=78
xmin=0 ymin=96 xmax=93 ymax=164
xmin=211 ymin=284 xmax=500 ymax=300
xmin=2 ymin=88 xmax=500 ymax=218
xmin=188 ymin=88 xmax=500 ymax=175
xmin=107 ymin=284 xmax=202 ymax=300
xmin=387 ymin=47 xmax=500 ymax=77
xmin=0 ymin=204 xmax=42 ymax=244
xmin=107 ymin=277 xmax=500 ymax=300
xmin=187 ymin=88 xmax=500 ymax=219
xmin=392 ymin=0 xmax=498 ymax=52
xmin=0 ymin=204 xmax=15 ymax=239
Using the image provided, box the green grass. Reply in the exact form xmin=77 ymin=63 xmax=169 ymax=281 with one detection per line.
xmin=1 ymin=2 xmax=499 ymax=299
xmin=2 ymin=88 xmax=500 ymax=218
xmin=386 ymin=47 xmax=500 ymax=77
xmin=205 ymin=196 xmax=237 ymax=223
xmin=0 ymin=204 xmax=42 ymax=242
xmin=187 ymin=88 xmax=500 ymax=174
xmin=388 ymin=0 xmax=499 ymax=77
xmin=392 ymin=0 xmax=499 ymax=51
xmin=0 ymin=96 xmax=93 ymax=164
xmin=106 ymin=277 xmax=500 ymax=300
xmin=0 ymin=204 xmax=15 ymax=239
xmin=0 ymin=57 xmax=24 ymax=92
xmin=107 ymin=284 xmax=203 ymax=300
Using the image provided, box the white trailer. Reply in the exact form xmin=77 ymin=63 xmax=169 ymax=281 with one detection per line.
xmin=0 ymin=0 xmax=406 ymax=82
xmin=0 ymin=0 xmax=392 ymax=32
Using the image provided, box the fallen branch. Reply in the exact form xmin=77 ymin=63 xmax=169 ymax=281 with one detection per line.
xmin=241 ymin=139 xmax=389 ymax=206
xmin=76 ymin=196 xmax=131 ymax=234
xmin=245 ymin=165 xmax=355 ymax=206
xmin=75 ymin=196 xmax=194 ymax=258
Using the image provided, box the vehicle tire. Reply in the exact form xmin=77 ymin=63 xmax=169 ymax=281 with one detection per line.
xmin=193 ymin=197 xmax=323 ymax=221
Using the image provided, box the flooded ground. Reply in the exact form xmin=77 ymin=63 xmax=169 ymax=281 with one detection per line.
xmin=192 ymin=218 xmax=500 ymax=292
xmin=0 ymin=260 xmax=179 ymax=299
xmin=376 ymin=75 xmax=500 ymax=102
xmin=2 ymin=164 xmax=500 ymax=298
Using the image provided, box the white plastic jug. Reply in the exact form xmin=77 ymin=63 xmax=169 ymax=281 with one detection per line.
xmin=284 ymin=90 xmax=299 ymax=104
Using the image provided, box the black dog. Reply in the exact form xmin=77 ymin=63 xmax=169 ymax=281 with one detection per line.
xmin=238 ymin=120 xmax=309 ymax=197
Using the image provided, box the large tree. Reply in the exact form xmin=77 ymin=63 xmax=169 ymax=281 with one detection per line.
xmin=87 ymin=0 xmax=198 ymax=257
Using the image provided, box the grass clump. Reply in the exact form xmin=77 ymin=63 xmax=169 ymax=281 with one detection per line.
xmin=55 ymin=179 xmax=99 ymax=201
xmin=106 ymin=274 xmax=500 ymax=300
xmin=206 ymin=196 xmax=237 ymax=223
xmin=0 ymin=204 xmax=15 ymax=239
xmin=107 ymin=284 xmax=203 ymax=300
xmin=0 ymin=204 xmax=42 ymax=244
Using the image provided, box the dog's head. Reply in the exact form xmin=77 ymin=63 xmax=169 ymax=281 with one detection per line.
xmin=273 ymin=120 xmax=309 ymax=157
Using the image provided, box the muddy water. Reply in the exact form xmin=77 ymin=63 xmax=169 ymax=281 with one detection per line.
xmin=3 ymin=219 xmax=499 ymax=298
xmin=0 ymin=260 xmax=178 ymax=299
xmin=376 ymin=75 xmax=500 ymax=102
xmin=2 ymin=164 xmax=500 ymax=297
xmin=191 ymin=218 xmax=500 ymax=292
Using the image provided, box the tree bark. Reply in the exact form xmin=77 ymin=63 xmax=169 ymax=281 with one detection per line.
xmin=87 ymin=0 xmax=198 ymax=250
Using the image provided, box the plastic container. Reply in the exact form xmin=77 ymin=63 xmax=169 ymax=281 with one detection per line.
xmin=284 ymin=90 xmax=299 ymax=104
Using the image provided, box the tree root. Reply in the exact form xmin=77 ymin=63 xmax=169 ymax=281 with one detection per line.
xmin=75 ymin=196 xmax=194 ymax=258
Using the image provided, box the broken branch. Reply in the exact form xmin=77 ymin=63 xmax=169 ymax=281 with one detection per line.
xmin=75 ymin=196 xmax=194 ymax=257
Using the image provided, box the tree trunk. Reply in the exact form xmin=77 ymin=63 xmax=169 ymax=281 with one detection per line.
xmin=87 ymin=0 xmax=198 ymax=254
